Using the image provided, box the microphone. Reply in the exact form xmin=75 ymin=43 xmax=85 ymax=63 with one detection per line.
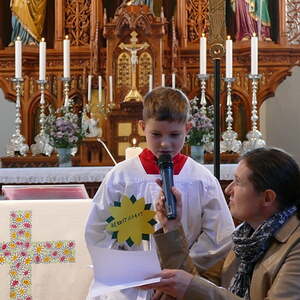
xmin=157 ymin=154 xmax=176 ymax=219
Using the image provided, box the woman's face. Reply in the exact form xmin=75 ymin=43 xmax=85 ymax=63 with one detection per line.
xmin=225 ymin=160 xmax=266 ymax=228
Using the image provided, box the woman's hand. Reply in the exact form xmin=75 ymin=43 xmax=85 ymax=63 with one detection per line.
xmin=155 ymin=179 xmax=182 ymax=233
xmin=142 ymin=269 xmax=193 ymax=300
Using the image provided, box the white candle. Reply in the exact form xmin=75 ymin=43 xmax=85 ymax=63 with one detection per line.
xmin=98 ymin=75 xmax=102 ymax=104
xmin=125 ymin=139 xmax=143 ymax=160
xmin=251 ymin=34 xmax=258 ymax=75
xmin=109 ymin=75 xmax=113 ymax=103
xmin=225 ymin=36 xmax=233 ymax=78
xmin=161 ymin=73 xmax=165 ymax=87
xmin=15 ymin=37 xmax=22 ymax=78
xmin=149 ymin=74 xmax=153 ymax=91
xmin=39 ymin=38 xmax=46 ymax=81
xmin=63 ymin=36 xmax=70 ymax=78
xmin=172 ymin=73 xmax=176 ymax=88
xmin=200 ymin=33 xmax=207 ymax=75
xmin=87 ymin=75 xmax=92 ymax=102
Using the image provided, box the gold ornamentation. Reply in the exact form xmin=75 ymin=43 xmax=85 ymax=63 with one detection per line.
xmin=138 ymin=52 xmax=152 ymax=90
xmin=117 ymin=52 xmax=132 ymax=89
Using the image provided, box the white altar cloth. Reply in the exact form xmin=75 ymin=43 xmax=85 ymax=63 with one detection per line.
xmin=0 ymin=165 xmax=235 ymax=184
xmin=0 ymin=199 xmax=93 ymax=300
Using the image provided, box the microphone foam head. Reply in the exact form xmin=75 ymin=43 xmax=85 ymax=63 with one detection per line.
xmin=157 ymin=154 xmax=173 ymax=168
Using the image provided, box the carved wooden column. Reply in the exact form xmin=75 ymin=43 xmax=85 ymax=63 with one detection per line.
xmin=279 ymin=0 xmax=288 ymax=44
xmin=176 ymin=0 xmax=187 ymax=47
xmin=55 ymin=0 xmax=65 ymax=50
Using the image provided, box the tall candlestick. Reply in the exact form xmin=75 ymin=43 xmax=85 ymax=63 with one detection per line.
xmin=172 ymin=73 xmax=176 ymax=88
xmin=39 ymin=38 xmax=46 ymax=81
xmin=200 ymin=33 xmax=207 ymax=75
xmin=87 ymin=75 xmax=92 ymax=103
xmin=225 ymin=36 xmax=233 ymax=78
xmin=109 ymin=75 xmax=113 ymax=103
xmin=161 ymin=73 xmax=165 ymax=87
xmin=63 ymin=36 xmax=70 ymax=78
xmin=98 ymin=75 xmax=102 ymax=104
xmin=251 ymin=34 xmax=258 ymax=75
xmin=149 ymin=74 xmax=153 ymax=91
xmin=15 ymin=37 xmax=22 ymax=78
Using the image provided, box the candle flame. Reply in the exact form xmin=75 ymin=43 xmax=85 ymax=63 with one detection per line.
xmin=16 ymin=36 xmax=21 ymax=41
xmin=132 ymin=138 xmax=137 ymax=146
xmin=65 ymin=35 xmax=69 ymax=39
xmin=201 ymin=33 xmax=206 ymax=38
xmin=227 ymin=35 xmax=231 ymax=40
xmin=41 ymin=37 xmax=45 ymax=42
xmin=252 ymin=32 xmax=257 ymax=37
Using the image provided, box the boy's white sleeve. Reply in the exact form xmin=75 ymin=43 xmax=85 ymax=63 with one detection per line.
xmin=85 ymin=171 xmax=124 ymax=249
xmin=189 ymin=176 xmax=235 ymax=272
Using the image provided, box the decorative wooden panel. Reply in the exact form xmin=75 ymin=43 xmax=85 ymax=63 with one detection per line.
xmin=138 ymin=51 xmax=152 ymax=91
xmin=65 ymin=0 xmax=92 ymax=46
xmin=187 ymin=0 xmax=209 ymax=42
xmin=286 ymin=0 xmax=300 ymax=44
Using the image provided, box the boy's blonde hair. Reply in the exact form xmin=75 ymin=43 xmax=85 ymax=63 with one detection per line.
xmin=143 ymin=87 xmax=190 ymax=123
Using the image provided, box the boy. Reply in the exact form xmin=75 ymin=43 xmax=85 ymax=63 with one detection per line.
xmin=85 ymin=87 xmax=234 ymax=300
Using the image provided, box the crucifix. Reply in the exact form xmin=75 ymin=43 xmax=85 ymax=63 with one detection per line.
xmin=119 ymin=31 xmax=149 ymax=102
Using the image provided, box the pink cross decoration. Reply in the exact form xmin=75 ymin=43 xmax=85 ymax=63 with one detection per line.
xmin=0 ymin=210 xmax=76 ymax=299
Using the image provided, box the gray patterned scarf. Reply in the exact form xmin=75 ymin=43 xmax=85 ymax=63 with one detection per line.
xmin=229 ymin=206 xmax=297 ymax=299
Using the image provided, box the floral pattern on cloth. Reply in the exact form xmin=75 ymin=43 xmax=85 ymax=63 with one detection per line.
xmin=0 ymin=210 xmax=76 ymax=300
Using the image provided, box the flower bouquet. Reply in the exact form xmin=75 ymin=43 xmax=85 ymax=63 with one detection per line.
xmin=45 ymin=103 xmax=86 ymax=166
xmin=186 ymin=97 xmax=214 ymax=147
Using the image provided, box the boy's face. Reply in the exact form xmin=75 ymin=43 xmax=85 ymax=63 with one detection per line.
xmin=139 ymin=118 xmax=192 ymax=158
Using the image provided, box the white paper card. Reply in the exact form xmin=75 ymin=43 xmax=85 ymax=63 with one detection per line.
xmin=89 ymin=246 xmax=161 ymax=297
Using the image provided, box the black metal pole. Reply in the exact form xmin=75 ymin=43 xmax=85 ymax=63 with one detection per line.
xmin=213 ymin=59 xmax=221 ymax=180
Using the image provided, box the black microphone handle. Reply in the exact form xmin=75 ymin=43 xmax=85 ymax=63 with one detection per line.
xmin=160 ymin=166 xmax=177 ymax=219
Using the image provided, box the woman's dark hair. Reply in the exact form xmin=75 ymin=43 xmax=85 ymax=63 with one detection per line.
xmin=241 ymin=147 xmax=300 ymax=218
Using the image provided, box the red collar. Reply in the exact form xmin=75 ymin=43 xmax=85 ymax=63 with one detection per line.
xmin=139 ymin=148 xmax=188 ymax=175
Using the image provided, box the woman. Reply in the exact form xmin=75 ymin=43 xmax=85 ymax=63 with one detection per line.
xmin=144 ymin=147 xmax=300 ymax=300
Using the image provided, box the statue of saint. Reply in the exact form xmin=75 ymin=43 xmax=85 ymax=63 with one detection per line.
xmin=231 ymin=0 xmax=271 ymax=41
xmin=10 ymin=0 xmax=47 ymax=45
xmin=82 ymin=106 xmax=102 ymax=138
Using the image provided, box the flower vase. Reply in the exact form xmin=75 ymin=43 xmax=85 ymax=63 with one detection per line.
xmin=57 ymin=148 xmax=72 ymax=167
xmin=190 ymin=145 xmax=205 ymax=164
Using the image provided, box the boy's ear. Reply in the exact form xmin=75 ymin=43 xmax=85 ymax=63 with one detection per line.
xmin=138 ymin=120 xmax=145 ymax=131
xmin=185 ymin=121 xmax=193 ymax=133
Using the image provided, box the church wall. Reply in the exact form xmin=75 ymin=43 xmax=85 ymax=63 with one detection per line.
xmin=0 ymin=89 xmax=16 ymax=166
xmin=260 ymin=66 xmax=300 ymax=164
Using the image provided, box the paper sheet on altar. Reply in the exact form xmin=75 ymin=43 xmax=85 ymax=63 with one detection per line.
xmin=89 ymin=246 xmax=161 ymax=297
xmin=0 ymin=199 xmax=93 ymax=300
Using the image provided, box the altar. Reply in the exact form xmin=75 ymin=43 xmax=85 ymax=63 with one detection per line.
xmin=0 ymin=165 xmax=236 ymax=198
